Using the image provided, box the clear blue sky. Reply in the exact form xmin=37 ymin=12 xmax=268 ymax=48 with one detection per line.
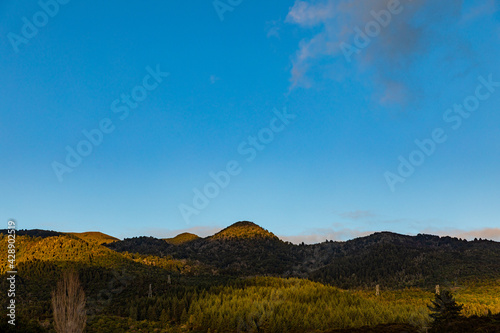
xmin=1 ymin=0 xmax=499 ymax=242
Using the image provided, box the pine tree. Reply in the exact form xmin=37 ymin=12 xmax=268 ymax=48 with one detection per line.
xmin=129 ymin=306 xmax=138 ymax=321
xmin=147 ymin=305 xmax=157 ymax=321
xmin=428 ymin=290 xmax=463 ymax=324
xmin=180 ymin=308 xmax=188 ymax=323
xmin=160 ymin=309 xmax=169 ymax=324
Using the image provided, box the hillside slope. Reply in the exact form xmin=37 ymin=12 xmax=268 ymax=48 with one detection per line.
xmin=164 ymin=232 xmax=199 ymax=245
xmin=106 ymin=223 xmax=500 ymax=287
xmin=211 ymin=221 xmax=279 ymax=240
xmin=69 ymin=231 xmax=119 ymax=245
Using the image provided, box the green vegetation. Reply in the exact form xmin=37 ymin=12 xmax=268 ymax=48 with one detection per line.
xmin=210 ymin=221 xmax=279 ymax=240
xmin=69 ymin=232 xmax=119 ymax=245
xmin=164 ymin=233 xmax=200 ymax=245
xmin=1 ymin=222 xmax=500 ymax=332
xmin=0 ymin=234 xmax=132 ymax=274
xmin=428 ymin=290 xmax=463 ymax=331
xmin=456 ymin=282 xmax=500 ymax=316
xmin=107 ymin=226 xmax=500 ymax=289
xmin=186 ymin=277 xmax=430 ymax=332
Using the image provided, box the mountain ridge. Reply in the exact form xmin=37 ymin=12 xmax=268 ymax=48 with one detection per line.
xmin=6 ymin=222 xmax=497 ymax=245
xmin=2 ymin=224 xmax=499 ymax=332
xmin=102 ymin=221 xmax=500 ymax=288
xmin=3 ymin=222 xmax=500 ymax=289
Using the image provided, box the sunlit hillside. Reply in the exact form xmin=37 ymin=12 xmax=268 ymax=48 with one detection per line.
xmin=69 ymin=232 xmax=120 ymax=245
xmin=1 ymin=223 xmax=500 ymax=332
xmin=210 ymin=221 xmax=279 ymax=240
xmin=164 ymin=232 xmax=200 ymax=245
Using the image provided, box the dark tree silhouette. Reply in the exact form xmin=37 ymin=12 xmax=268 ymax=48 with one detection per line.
xmin=428 ymin=290 xmax=463 ymax=324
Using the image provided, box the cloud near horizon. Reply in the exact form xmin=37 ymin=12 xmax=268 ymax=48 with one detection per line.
xmin=118 ymin=225 xmax=224 ymax=240
xmin=281 ymin=227 xmax=500 ymax=244
xmin=285 ymin=0 xmax=495 ymax=104
xmin=108 ymin=224 xmax=500 ymax=244
xmin=339 ymin=210 xmax=377 ymax=220
xmin=280 ymin=227 xmax=375 ymax=244
xmin=422 ymin=227 xmax=500 ymax=242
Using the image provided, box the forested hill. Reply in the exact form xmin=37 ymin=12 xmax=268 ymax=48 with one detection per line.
xmin=0 ymin=229 xmax=119 ymax=244
xmin=1 ymin=222 xmax=499 ymax=332
xmin=3 ymin=222 xmax=499 ymax=288
xmin=68 ymin=232 xmax=119 ymax=245
xmin=105 ymin=221 xmax=500 ymax=288
xmin=163 ymin=232 xmax=199 ymax=245
xmin=210 ymin=221 xmax=279 ymax=240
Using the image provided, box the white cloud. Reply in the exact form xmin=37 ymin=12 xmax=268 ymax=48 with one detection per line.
xmin=422 ymin=227 xmax=500 ymax=241
xmin=266 ymin=20 xmax=282 ymax=38
xmin=280 ymin=226 xmax=500 ymax=244
xmin=285 ymin=0 xmax=494 ymax=104
xmin=280 ymin=227 xmax=374 ymax=244
xmin=114 ymin=223 xmax=500 ymax=244
xmin=339 ymin=210 xmax=377 ymax=220
xmin=286 ymin=0 xmax=336 ymax=27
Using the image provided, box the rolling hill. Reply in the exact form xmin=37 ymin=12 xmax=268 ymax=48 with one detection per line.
xmin=1 ymin=222 xmax=500 ymax=332
xmin=163 ymin=232 xmax=199 ymax=245
xmin=69 ymin=231 xmax=119 ymax=245
xmin=105 ymin=221 xmax=500 ymax=288
xmin=210 ymin=221 xmax=279 ymax=240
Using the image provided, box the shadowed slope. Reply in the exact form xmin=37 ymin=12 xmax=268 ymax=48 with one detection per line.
xmin=106 ymin=222 xmax=500 ymax=286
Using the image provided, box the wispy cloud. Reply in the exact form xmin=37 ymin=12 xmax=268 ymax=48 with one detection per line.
xmin=286 ymin=0 xmax=335 ymax=27
xmin=280 ymin=227 xmax=374 ymax=244
xmin=422 ymin=227 xmax=500 ymax=242
xmin=210 ymin=75 xmax=220 ymax=84
xmin=119 ymin=225 xmax=224 ymax=239
xmin=461 ymin=0 xmax=498 ymax=23
xmin=266 ymin=20 xmax=282 ymax=38
xmin=115 ymin=223 xmax=500 ymax=243
xmin=280 ymin=226 xmax=500 ymax=244
xmin=334 ymin=210 xmax=423 ymax=226
xmin=285 ymin=0 xmax=494 ymax=104
xmin=339 ymin=210 xmax=376 ymax=220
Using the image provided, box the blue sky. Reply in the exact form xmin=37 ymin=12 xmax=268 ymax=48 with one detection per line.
xmin=1 ymin=0 xmax=499 ymax=242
